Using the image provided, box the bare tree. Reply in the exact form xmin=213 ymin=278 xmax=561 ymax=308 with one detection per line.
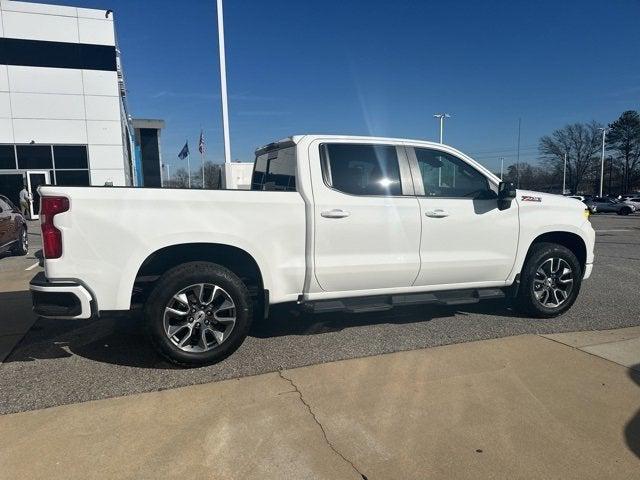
xmin=170 ymin=168 xmax=190 ymax=189
xmin=503 ymin=162 xmax=559 ymax=192
xmin=607 ymin=110 xmax=640 ymax=194
xmin=203 ymin=162 xmax=223 ymax=189
xmin=539 ymin=122 xmax=602 ymax=194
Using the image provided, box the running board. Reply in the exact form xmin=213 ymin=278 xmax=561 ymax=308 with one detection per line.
xmin=305 ymin=288 xmax=505 ymax=314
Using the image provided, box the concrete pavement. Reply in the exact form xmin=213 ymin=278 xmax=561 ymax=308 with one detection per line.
xmin=1 ymin=332 xmax=638 ymax=479
xmin=542 ymin=326 xmax=640 ymax=372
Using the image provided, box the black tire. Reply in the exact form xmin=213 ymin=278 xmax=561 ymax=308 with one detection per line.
xmin=515 ymin=242 xmax=582 ymax=318
xmin=620 ymin=207 xmax=632 ymax=216
xmin=11 ymin=226 xmax=28 ymax=256
xmin=144 ymin=261 xmax=253 ymax=367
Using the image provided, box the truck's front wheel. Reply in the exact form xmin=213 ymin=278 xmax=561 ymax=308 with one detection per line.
xmin=515 ymin=242 xmax=582 ymax=318
xmin=144 ymin=262 xmax=253 ymax=367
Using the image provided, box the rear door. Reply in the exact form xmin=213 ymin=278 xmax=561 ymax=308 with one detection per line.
xmin=408 ymin=146 xmax=519 ymax=286
xmin=309 ymin=140 xmax=421 ymax=292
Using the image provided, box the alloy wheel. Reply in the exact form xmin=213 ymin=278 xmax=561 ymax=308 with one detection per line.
xmin=163 ymin=283 xmax=236 ymax=353
xmin=533 ymin=257 xmax=573 ymax=308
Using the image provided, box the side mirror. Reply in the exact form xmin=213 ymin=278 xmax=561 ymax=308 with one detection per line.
xmin=498 ymin=181 xmax=516 ymax=210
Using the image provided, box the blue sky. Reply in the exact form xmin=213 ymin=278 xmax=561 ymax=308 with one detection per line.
xmin=40 ymin=0 xmax=640 ymax=173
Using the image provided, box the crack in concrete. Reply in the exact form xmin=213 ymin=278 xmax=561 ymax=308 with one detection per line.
xmin=278 ymin=370 xmax=368 ymax=480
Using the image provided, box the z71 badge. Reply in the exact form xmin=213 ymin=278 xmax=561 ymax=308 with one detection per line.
xmin=521 ymin=195 xmax=542 ymax=202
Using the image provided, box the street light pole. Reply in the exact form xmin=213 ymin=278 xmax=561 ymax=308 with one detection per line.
xmin=499 ymin=157 xmax=504 ymax=180
xmin=433 ymin=113 xmax=450 ymax=144
xmin=598 ymin=127 xmax=608 ymax=197
xmin=216 ymin=0 xmax=232 ymax=186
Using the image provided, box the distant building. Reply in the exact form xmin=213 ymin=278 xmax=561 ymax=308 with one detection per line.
xmin=0 ymin=0 xmax=162 ymax=217
xmin=132 ymin=119 xmax=165 ymax=187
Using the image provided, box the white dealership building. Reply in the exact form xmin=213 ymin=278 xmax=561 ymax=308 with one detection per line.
xmin=0 ymin=0 xmax=163 ymax=217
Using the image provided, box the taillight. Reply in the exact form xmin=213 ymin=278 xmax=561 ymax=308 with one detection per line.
xmin=41 ymin=196 xmax=69 ymax=259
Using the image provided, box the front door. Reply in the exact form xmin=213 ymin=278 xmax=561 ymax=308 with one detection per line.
xmin=408 ymin=146 xmax=519 ymax=287
xmin=310 ymin=141 xmax=421 ymax=292
xmin=26 ymin=171 xmax=50 ymax=220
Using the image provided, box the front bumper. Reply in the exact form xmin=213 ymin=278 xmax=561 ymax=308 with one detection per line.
xmin=30 ymin=272 xmax=95 ymax=319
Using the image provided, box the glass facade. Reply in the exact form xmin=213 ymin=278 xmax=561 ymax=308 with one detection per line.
xmin=0 ymin=144 xmax=91 ymax=194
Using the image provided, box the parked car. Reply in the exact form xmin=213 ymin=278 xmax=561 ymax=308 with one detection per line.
xmin=0 ymin=195 xmax=28 ymax=256
xmin=568 ymin=196 xmax=597 ymax=214
xmin=30 ymin=135 xmax=596 ymax=366
xmin=591 ymin=197 xmax=636 ymax=215
xmin=620 ymin=196 xmax=640 ymax=210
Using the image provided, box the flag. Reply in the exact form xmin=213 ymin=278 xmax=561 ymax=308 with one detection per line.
xmin=178 ymin=141 xmax=189 ymax=160
xmin=198 ymin=130 xmax=205 ymax=155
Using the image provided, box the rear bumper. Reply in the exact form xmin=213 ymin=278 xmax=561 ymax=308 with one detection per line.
xmin=30 ymin=272 xmax=95 ymax=319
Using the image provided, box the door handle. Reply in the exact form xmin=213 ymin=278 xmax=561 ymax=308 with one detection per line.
xmin=321 ymin=209 xmax=350 ymax=219
xmin=425 ymin=209 xmax=449 ymax=218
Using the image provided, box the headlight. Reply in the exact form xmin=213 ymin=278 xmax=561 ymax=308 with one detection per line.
xmin=583 ymin=208 xmax=590 ymax=219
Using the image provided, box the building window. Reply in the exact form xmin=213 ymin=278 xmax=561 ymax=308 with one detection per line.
xmin=17 ymin=145 xmax=53 ymax=169
xmin=53 ymin=146 xmax=88 ymax=169
xmin=1 ymin=144 xmax=90 ymax=188
xmin=55 ymin=170 xmax=90 ymax=186
xmin=0 ymin=145 xmax=16 ymax=169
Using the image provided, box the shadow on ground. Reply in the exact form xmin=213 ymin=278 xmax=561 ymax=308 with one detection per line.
xmin=625 ymin=364 xmax=640 ymax=459
xmin=5 ymin=296 xmax=514 ymax=370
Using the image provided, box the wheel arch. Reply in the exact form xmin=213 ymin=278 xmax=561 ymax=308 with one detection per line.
xmin=130 ymin=243 xmax=266 ymax=311
xmin=527 ymin=231 xmax=587 ymax=271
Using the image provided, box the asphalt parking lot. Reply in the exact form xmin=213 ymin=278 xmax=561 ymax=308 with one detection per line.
xmin=1 ymin=215 xmax=640 ymax=415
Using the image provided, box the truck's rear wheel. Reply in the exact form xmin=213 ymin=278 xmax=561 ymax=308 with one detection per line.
xmin=515 ymin=242 xmax=582 ymax=318
xmin=144 ymin=262 xmax=252 ymax=367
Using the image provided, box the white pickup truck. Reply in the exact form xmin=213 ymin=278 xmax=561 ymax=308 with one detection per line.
xmin=30 ymin=135 xmax=595 ymax=366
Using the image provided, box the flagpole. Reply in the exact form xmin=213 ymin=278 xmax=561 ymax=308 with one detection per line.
xmin=217 ymin=0 xmax=232 ymax=188
xmin=200 ymin=129 xmax=205 ymax=189
xmin=187 ymin=152 xmax=191 ymax=189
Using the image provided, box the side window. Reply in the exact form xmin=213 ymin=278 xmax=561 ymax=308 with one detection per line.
xmin=414 ymin=148 xmax=493 ymax=198
xmin=251 ymin=146 xmax=296 ymax=191
xmin=320 ymin=144 xmax=402 ymax=196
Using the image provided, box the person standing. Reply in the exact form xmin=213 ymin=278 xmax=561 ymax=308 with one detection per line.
xmin=19 ymin=185 xmax=32 ymax=218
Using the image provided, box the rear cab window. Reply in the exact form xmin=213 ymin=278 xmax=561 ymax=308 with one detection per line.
xmin=251 ymin=141 xmax=297 ymax=191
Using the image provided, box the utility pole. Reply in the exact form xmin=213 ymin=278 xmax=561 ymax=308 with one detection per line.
xmin=216 ymin=0 xmax=232 ymax=187
xmin=433 ymin=113 xmax=451 ymax=144
xmin=499 ymin=157 xmax=504 ymax=180
xmin=562 ymin=153 xmax=567 ymax=195
xmin=598 ymin=127 xmax=609 ymax=197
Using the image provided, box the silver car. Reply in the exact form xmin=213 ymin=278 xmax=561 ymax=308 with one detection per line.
xmin=591 ymin=197 xmax=635 ymax=215
xmin=621 ymin=196 xmax=640 ymax=210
